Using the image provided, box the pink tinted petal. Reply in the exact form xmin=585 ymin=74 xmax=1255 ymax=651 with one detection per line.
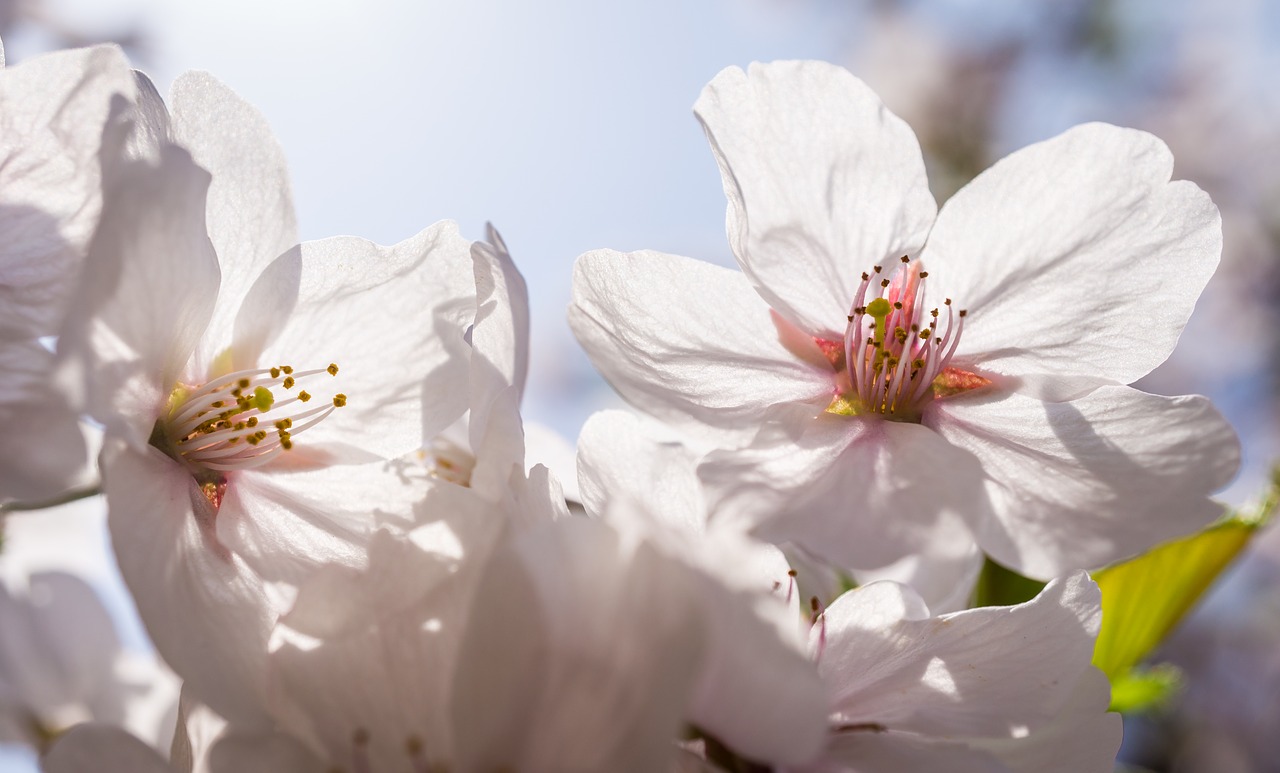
xmin=570 ymin=249 xmax=832 ymax=444
xmin=700 ymin=413 xmax=990 ymax=573
xmin=168 ymin=72 xmax=297 ymax=374
xmin=695 ymin=61 xmax=936 ymax=338
xmin=924 ymin=123 xmax=1221 ymax=397
xmin=928 ymin=385 xmax=1240 ymax=578
xmin=103 ymin=444 xmax=273 ymax=727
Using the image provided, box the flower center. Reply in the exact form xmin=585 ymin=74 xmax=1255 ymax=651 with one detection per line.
xmin=152 ymin=362 xmax=346 ymax=474
xmin=826 ymin=256 xmax=976 ymax=422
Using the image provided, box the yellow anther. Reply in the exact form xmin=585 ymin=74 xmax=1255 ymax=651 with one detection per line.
xmin=270 ymin=367 xmax=281 ymax=378
xmin=281 ymin=437 xmax=293 ymax=450
xmin=327 ymin=363 xmax=339 ymax=376
xmin=298 ymin=391 xmax=311 ymax=402
xmin=282 ymin=376 xmax=295 ymax=389
xmin=237 ymin=378 xmax=251 ymax=389
xmin=282 ymin=365 xmax=294 ymax=375
xmin=333 ymin=394 xmax=347 ymax=408
xmin=246 ymin=417 xmax=258 ymax=427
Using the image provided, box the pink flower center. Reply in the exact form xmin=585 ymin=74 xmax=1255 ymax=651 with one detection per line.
xmin=152 ymin=362 xmax=346 ymax=475
xmin=823 ymin=256 xmax=984 ymax=422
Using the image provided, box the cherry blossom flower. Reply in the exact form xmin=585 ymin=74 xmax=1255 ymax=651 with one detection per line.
xmin=795 ymin=573 xmax=1120 ymax=773
xmin=0 ymin=41 xmax=139 ymax=504
xmin=569 ymin=60 xmax=1241 ymax=585
xmin=56 ymin=71 xmax=476 ymax=725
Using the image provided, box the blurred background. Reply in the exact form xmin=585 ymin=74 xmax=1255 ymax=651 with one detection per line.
xmin=0 ymin=0 xmax=1277 ymax=770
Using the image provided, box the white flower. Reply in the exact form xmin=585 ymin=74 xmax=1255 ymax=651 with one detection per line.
xmin=569 ymin=60 xmax=1241 ymax=586
xmin=0 ymin=42 xmax=139 ymax=503
xmin=795 ymin=573 xmax=1120 ymax=773
xmin=57 ymin=71 xmax=476 ymax=725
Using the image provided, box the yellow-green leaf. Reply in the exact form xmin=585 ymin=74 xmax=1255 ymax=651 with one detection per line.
xmin=1091 ymin=471 xmax=1277 ymax=680
xmin=1108 ymin=664 xmax=1184 ymax=713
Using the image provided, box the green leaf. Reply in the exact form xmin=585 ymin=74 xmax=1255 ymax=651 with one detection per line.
xmin=1091 ymin=469 xmax=1278 ymax=681
xmin=971 ymin=557 xmax=1046 ymax=608
xmin=1108 ymin=664 xmax=1184 ymax=713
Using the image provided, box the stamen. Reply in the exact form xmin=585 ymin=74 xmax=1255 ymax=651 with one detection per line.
xmin=830 ymin=258 xmax=971 ymax=421
xmin=157 ymin=362 xmax=346 ymax=474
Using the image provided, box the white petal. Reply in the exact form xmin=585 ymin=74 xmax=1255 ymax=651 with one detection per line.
xmin=169 ymin=687 xmax=228 ymax=773
xmin=43 ymin=724 xmax=173 ymax=773
xmin=279 ymin=529 xmax=459 ymax=641
xmin=453 ymin=518 xmax=706 ymax=773
xmin=523 ymin=420 xmax=580 ymax=504
xmin=214 ymin=460 xmax=431 ymax=589
xmin=695 ymin=61 xmax=936 ymax=337
xmin=59 ymin=144 xmax=221 ymax=449
xmin=700 ymin=412 xmax=988 ymax=573
xmin=468 ymin=225 xmax=530 ymax=440
xmin=0 ymin=340 xmax=90 ymax=503
xmin=853 ymin=510 xmax=983 ymax=614
xmin=928 ymin=385 xmax=1240 ymax=578
xmin=465 ymin=385 xmax=527 ymax=499
xmin=974 ymin=668 xmax=1121 ymax=773
xmin=570 ymin=249 xmax=832 ymax=443
xmin=250 ymin=221 xmax=475 ymax=459
xmin=123 ymin=71 xmax=171 ymax=162
xmin=168 ymin=72 xmax=297 ymax=373
xmin=270 ymin=574 xmax=467 ymax=772
xmin=0 ymin=571 xmax=119 ymax=730
xmin=102 ymin=444 xmax=273 ymax=727
xmin=576 ymin=410 xmax=704 ymax=531
xmin=688 ymin=571 xmax=827 ymax=765
xmin=923 ymin=123 xmax=1221 ymax=396
xmin=573 ymin=410 xmax=831 ymax=766
xmin=0 ymin=45 xmax=135 ymax=338
xmin=816 ymin=574 xmax=1100 ymax=739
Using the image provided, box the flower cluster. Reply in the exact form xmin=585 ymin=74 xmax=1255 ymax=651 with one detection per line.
xmin=0 ymin=42 xmax=1240 ymax=773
